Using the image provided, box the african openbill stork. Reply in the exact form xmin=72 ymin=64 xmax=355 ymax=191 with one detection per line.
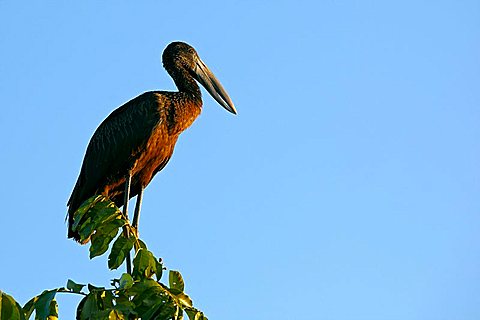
xmin=67 ymin=41 xmax=236 ymax=242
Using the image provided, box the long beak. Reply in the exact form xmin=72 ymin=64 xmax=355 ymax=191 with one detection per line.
xmin=194 ymin=58 xmax=237 ymax=115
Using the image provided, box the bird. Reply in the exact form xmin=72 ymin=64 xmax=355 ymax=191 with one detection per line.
xmin=67 ymin=41 xmax=236 ymax=242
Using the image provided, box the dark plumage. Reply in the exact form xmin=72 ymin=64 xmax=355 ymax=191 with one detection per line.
xmin=67 ymin=42 xmax=236 ymax=241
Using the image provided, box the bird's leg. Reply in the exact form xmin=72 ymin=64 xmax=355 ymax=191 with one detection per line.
xmin=123 ymin=171 xmax=132 ymax=275
xmin=122 ymin=172 xmax=132 ymax=220
xmin=132 ymin=186 xmax=143 ymax=238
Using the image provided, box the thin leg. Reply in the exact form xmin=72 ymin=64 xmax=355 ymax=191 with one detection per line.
xmin=123 ymin=172 xmax=132 ymax=275
xmin=132 ymin=186 xmax=143 ymax=230
xmin=123 ymin=172 xmax=132 ymax=220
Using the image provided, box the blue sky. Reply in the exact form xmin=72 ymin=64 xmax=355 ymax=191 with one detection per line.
xmin=1 ymin=1 xmax=479 ymax=319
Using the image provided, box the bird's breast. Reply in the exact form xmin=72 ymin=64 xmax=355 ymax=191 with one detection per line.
xmin=132 ymin=122 xmax=175 ymax=186
xmin=165 ymin=98 xmax=202 ymax=136
xmin=131 ymin=98 xmax=201 ymax=187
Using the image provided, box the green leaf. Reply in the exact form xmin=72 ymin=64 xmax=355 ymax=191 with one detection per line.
xmin=87 ymin=284 xmax=105 ymax=293
xmin=126 ymin=279 xmax=195 ymax=320
xmin=89 ymin=219 xmax=124 ymax=259
xmin=72 ymin=195 xmax=105 ymax=231
xmin=155 ymin=259 xmax=164 ymax=281
xmin=78 ymin=216 xmax=96 ymax=241
xmin=131 ymin=285 xmax=173 ymax=320
xmin=108 ymin=309 xmax=125 ymax=320
xmin=185 ymin=309 xmax=197 ymax=320
xmin=127 ymin=279 xmax=159 ymax=296
xmin=175 ymin=293 xmax=193 ymax=308
xmin=132 ymin=249 xmax=157 ymax=280
xmin=108 ymin=234 xmax=134 ymax=270
xmin=66 ymin=279 xmax=86 ymax=293
xmin=89 ymin=310 xmax=110 ymax=319
xmin=140 ymin=301 xmax=176 ymax=320
xmin=134 ymin=239 xmax=148 ymax=251
xmin=23 ymin=296 xmax=37 ymax=319
xmin=47 ymin=299 xmax=58 ymax=320
xmin=91 ymin=203 xmax=121 ymax=226
xmin=92 ymin=309 xmax=126 ymax=320
xmin=113 ymin=293 xmax=135 ymax=317
xmin=169 ymin=270 xmax=185 ymax=293
xmin=89 ymin=204 xmax=122 ymax=233
xmin=102 ymin=291 xmax=115 ymax=310
xmin=78 ymin=290 xmax=113 ymax=320
xmin=141 ymin=299 xmax=176 ymax=320
xmin=118 ymin=273 xmax=134 ymax=290
xmin=81 ymin=202 xmax=122 ymax=243
xmin=185 ymin=308 xmax=207 ymax=320
xmin=34 ymin=290 xmax=56 ymax=320
xmin=74 ymin=195 xmax=124 ymax=243
xmin=1 ymin=291 xmax=26 ymax=320
xmin=75 ymin=296 xmax=88 ymax=320
xmin=78 ymin=293 xmax=98 ymax=320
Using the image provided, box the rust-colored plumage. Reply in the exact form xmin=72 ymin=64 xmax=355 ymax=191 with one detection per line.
xmin=67 ymin=42 xmax=236 ymax=241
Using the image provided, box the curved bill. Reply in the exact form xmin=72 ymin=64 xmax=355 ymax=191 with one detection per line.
xmin=194 ymin=58 xmax=237 ymax=115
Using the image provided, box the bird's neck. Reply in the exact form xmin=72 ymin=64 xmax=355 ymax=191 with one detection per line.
xmin=170 ymin=69 xmax=202 ymax=103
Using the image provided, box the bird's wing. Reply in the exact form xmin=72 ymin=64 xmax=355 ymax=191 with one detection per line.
xmin=68 ymin=91 xmax=166 ymax=213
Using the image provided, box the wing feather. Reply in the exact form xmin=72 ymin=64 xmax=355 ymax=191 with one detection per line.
xmin=68 ymin=91 xmax=165 ymax=214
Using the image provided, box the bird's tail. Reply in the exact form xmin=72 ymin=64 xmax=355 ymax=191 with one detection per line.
xmin=67 ymin=205 xmax=83 ymax=243
xmin=67 ymin=174 xmax=87 ymax=243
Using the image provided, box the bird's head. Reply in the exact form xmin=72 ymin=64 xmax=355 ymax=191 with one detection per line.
xmin=163 ymin=41 xmax=237 ymax=115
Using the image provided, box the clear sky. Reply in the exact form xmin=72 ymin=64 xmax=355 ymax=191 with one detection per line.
xmin=1 ymin=1 xmax=479 ymax=319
